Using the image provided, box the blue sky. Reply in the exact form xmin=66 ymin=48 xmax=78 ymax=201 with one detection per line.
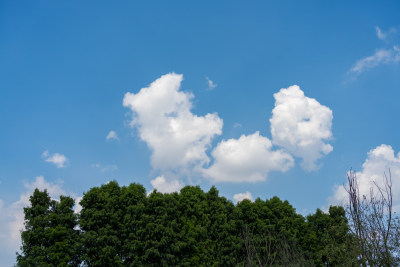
xmin=1 ymin=1 xmax=400 ymax=265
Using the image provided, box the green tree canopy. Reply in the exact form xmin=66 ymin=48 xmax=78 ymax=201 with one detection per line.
xmin=17 ymin=182 xmax=359 ymax=266
xmin=17 ymin=189 xmax=81 ymax=266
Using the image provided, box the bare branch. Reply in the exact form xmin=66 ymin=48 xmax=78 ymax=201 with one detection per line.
xmin=344 ymin=169 xmax=399 ymax=266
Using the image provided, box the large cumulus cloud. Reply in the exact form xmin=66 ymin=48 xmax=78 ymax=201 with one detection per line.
xmin=123 ymin=73 xmax=223 ymax=173
xmin=203 ymin=132 xmax=293 ymax=182
xmin=270 ymin=85 xmax=333 ymax=170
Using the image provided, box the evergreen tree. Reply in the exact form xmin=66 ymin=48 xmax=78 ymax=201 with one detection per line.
xmin=16 ymin=189 xmax=80 ymax=266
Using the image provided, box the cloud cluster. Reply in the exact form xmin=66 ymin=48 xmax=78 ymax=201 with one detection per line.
xmin=330 ymin=144 xmax=400 ymax=211
xmin=42 ymin=150 xmax=68 ymax=168
xmin=123 ymin=73 xmax=223 ymax=172
xmin=203 ymin=132 xmax=293 ymax=182
xmin=270 ymin=85 xmax=333 ymax=170
xmin=233 ymin=191 xmax=254 ymax=203
xmin=124 ymin=74 xmax=333 ymax=188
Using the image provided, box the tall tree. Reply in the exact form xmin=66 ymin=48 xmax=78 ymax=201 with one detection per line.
xmin=17 ymin=189 xmax=80 ymax=266
xmin=305 ymin=206 xmax=358 ymax=266
xmin=119 ymin=182 xmax=147 ymax=265
xmin=79 ymin=181 xmax=125 ymax=266
xmin=79 ymin=181 xmax=149 ymax=266
xmin=235 ymin=197 xmax=311 ymax=266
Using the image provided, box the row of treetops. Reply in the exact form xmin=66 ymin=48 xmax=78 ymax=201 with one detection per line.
xmin=17 ymin=181 xmax=359 ymax=266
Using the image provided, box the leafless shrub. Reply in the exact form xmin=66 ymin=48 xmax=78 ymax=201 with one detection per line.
xmin=345 ymin=169 xmax=400 ymax=266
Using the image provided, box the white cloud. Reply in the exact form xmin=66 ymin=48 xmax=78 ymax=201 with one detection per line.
xmin=123 ymin=73 xmax=223 ymax=173
xmin=23 ymin=175 xmax=66 ymax=197
xmin=150 ymin=175 xmax=183 ymax=193
xmin=270 ymin=85 xmax=333 ymax=171
xmin=233 ymin=191 xmax=254 ymax=203
xmin=206 ymin=77 xmax=217 ymax=90
xmin=42 ymin=150 xmax=68 ymax=168
xmin=91 ymin=163 xmax=118 ymax=172
xmin=329 ymin=144 xmax=400 ymax=211
xmin=6 ymin=176 xmax=67 ymax=241
xmin=375 ymin=26 xmax=397 ymax=41
xmin=376 ymin=26 xmax=387 ymax=40
xmin=106 ymin=130 xmax=119 ymax=141
xmin=203 ymin=132 xmax=294 ymax=183
xmin=350 ymin=26 xmax=399 ymax=75
xmin=350 ymin=46 xmax=400 ymax=74
xmin=74 ymin=196 xmax=83 ymax=214
xmin=91 ymin=163 xmax=100 ymax=168
xmin=123 ymin=75 xmax=333 ymax=184
xmin=233 ymin=122 xmax=242 ymax=128
xmin=0 ymin=176 xmax=81 ymax=265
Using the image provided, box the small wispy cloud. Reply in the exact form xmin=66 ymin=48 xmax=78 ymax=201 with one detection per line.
xmin=91 ymin=163 xmax=118 ymax=172
xmin=42 ymin=150 xmax=68 ymax=168
xmin=106 ymin=130 xmax=119 ymax=141
xmin=350 ymin=46 xmax=400 ymax=74
xmin=350 ymin=26 xmax=399 ymax=75
xmin=233 ymin=122 xmax=242 ymax=128
xmin=205 ymin=77 xmax=217 ymax=90
xmin=375 ymin=26 xmax=397 ymax=41
xmin=375 ymin=26 xmax=387 ymax=40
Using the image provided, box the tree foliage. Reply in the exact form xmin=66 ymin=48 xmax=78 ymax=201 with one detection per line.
xmin=17 ymin=182 xmax=360 ymax=266
xmin=17 ymin=189 xmax=81 ymax=266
